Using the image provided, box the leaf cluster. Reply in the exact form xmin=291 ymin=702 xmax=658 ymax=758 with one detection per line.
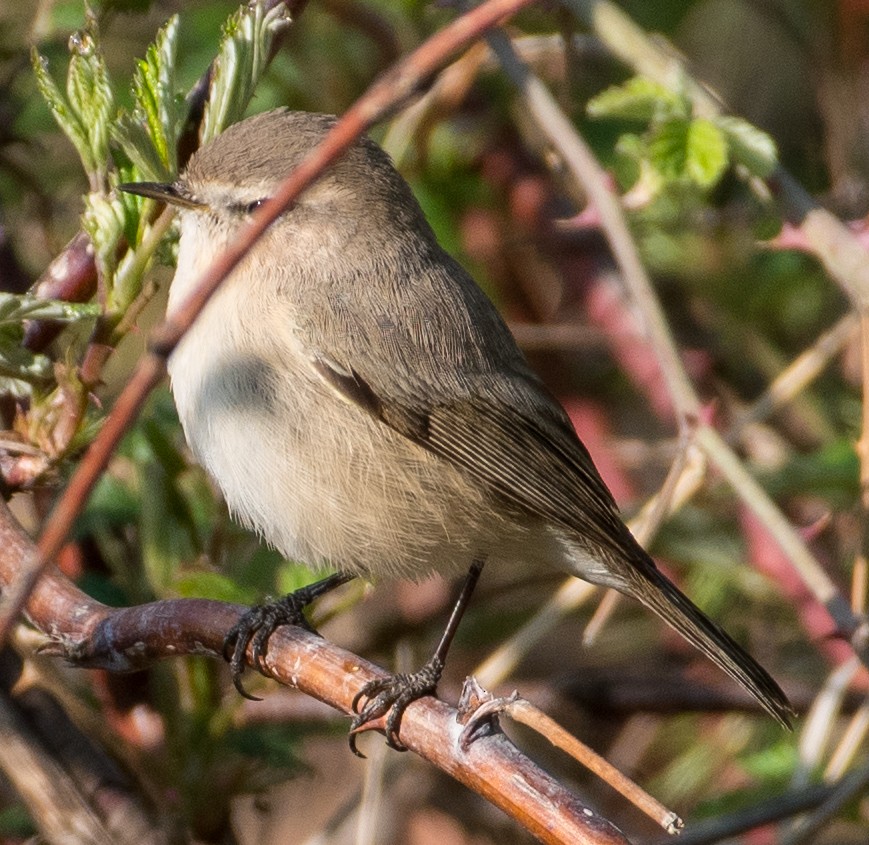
xmin=588 ymin=75 xmax=778 ymax=195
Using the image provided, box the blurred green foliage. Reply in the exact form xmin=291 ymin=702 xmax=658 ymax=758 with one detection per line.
xmin=0 ymin=0 xmax=866 ymax=843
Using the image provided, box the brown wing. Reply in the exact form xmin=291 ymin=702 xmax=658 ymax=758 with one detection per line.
xmin=313 ymin=355 xmax=633 ymax=560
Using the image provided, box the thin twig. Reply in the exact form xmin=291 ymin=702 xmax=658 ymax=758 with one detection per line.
xmin=475 ymin=300 xmax=851 ymax=687
xmin=582 ymin=430 xmax=699 ymax=645
xmin=562 ymin=0 xmax=869 ymax=307
xmin=474 ymin=577 xmax=598 ymax=688
xmin=726 ymin=312 xmax=859 ymax=441
xmin=647 ymin=783 xmax=836 ymax=845
xmin=780 ymin=761 xmax=869 ymax=845
xmin=793 ymin=656 xmax=861 ymax=788
xmin=823 ymin=692 xmax=869 ymax=781
xmin=459 ymin=686 xmax=682 ymax=834
xmin=559 ymin=0 xmax=869 ymax=664
xmin=485 ymin=25 xmax=698 ymax=423
xmin=696 ymin=425 xmax=859 ymax=640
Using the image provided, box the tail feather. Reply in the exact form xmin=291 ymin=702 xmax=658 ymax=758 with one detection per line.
xmin=625 ymin=561 xmax=794 ymax=729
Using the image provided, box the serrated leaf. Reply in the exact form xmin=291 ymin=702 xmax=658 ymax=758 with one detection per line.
xmin=32 ymin=48 xmax=90 ymax=168
xmin=200 ymin=1 xmax=293 ymax=143
xmin=66 ymin=22 xmax=114 ymax=183
xmin=685 ymin=118 xmax=728 ymax=188
xmin=587 ymin=76 xmax=686 ymax=122
xmin=112 ymin=114 xmax=168 ymax=182
xmin=716 ymin=115 xmax=778 ymax=178
xmin=33 ymin=13 xmax=114 ymax=186
xmin=136 ymin=16 xmax=179 ymax=173
xmin=112 ymin=15 xmax=180 ymax=181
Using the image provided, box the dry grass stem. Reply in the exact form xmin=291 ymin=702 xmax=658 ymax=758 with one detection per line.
xmin=460 ymin=687 xmax=683 ymax=834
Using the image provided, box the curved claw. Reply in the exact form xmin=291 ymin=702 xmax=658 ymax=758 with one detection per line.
xmin=230 ymin=666 xmax=263 ymax=701
xmin=351 ymin=677 xmax=390 ymax=714
xmin=221 ymin=574 xmax=353 ymax=701
xmin=349 ymin=685 xmax=407 ymax=756
xmin=222 ymin=597 xmax=310 ymax=699
xmin=226 ymin=623 xmax=264 ymax=701
xmin=346 ymin=658 xmax=444 ymax=755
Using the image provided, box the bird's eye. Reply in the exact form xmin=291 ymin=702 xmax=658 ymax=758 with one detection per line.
xmin=244 ymin=199 xmax=266 ymax=214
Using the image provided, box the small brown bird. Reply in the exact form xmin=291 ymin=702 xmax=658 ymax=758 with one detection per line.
xmin=122 ymin=109 xmax=793 ymax=750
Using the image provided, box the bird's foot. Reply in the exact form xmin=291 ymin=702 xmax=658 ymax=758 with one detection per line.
xmin=349 ymin=655 xmax=444 ymax=756
xmin=224 ymin=573 xmax=351 ymax=699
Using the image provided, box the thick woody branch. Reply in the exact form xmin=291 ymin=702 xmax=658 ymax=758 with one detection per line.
xmin=0 ymin=650 xmax=168 ymax=845
xmin=0 ymin=498 xmax=629 ymax=845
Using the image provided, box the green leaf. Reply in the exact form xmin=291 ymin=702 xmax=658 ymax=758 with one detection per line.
xmin=685 ymin=118 xmax=728 ymax=188
xmin=32 ymin=48 xmax=91 ymax=170
xmin=79 ymin=473 xmax=140 ymax=536
xmin=587 ymin=76 xmax=686 ymax=122
xmin=716 ymin=115 xmax=778 ymax=178
xmin=649 ymin=117 xmax=728 ymax=189
xmin=648 ymin=117 xmax=691 ymax=179
xmin=0 ymin=294 xmax=98 ymax=396
xmin=32 ymin=10 xmax=115 ymax=186
xmin=741 ymin=740 xmax=799 ymax=781
xmin=66 ymin=25 xmax=113 ymax=180
xmin=81 ymin=191 xmax=126 ymax=295
xmin=612 ymin=131 xmax=645 ymax=189
xmin=200 ymin=1 xmax=293 ymax=143
xmin=174 ymin=571 xmax=252 ymax=603
xmin=0 ymin=328 xmax=53 ymax=392
xmin=112 ymin=15 xmax=181 ymax=181
xmin=0 ymin=293 xmax=100 ymax=324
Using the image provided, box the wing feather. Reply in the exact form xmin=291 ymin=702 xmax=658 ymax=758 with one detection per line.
xmin=313 ymin=355 xmax=633 ymax=560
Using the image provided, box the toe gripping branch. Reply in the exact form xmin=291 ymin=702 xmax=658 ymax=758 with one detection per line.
xmin=350 ymin=655 xmax=445 ymax=756
xmin=347 ymin=558 xmax=485 ymax=756
xmin=223 ymin=572 xmax=354 ymax=699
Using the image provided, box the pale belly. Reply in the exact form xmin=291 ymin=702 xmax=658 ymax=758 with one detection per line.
xmin=168 ymin=333 xmax=561 ymax=581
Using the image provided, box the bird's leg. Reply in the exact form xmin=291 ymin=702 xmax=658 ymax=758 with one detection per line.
xmin=224 ymin=571 xmax=355 ymax=699
xmin=350 ymin=558 xmax=485 ymax=756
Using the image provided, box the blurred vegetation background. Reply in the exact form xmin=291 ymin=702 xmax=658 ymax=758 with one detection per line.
xmin=0 ymin=0 xmax=867 ymax=843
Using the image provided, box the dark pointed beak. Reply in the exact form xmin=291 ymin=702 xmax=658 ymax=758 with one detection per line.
xmin=118 ymin=181 xmax=205 ymax=209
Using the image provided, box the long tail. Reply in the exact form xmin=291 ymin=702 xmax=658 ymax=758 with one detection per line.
xmin=622 ymin=558 xmax=794 ymax=729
